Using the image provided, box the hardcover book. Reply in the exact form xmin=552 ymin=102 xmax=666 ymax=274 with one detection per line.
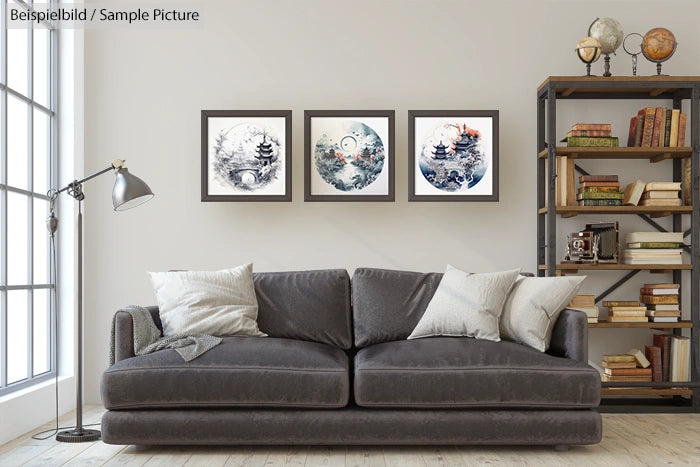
xmin=677 ymin=113 xmax=687 ymax=146
xmin=622 ymin=180 xmax=645 ymax=206
xmin=565 ymin=136 xmax=619 ymax=147
xmin=566 ymin=129 xmax=613 ymax=137
xmin=579 ymin=181 xmax=621 ymax=188
xmin=601 ymin=361 xmax=637 ymax=369
xmin=645 ymin=182 xmax=682 ymax=191
xmin=640 ymin=107 xmax=656 ymax=147
xmin=627 ymin=242 xmax=681 ymax=249
xmin=572 ymin=123 xmax=611 ymax=131
xmin=602 ymin=354 xmax=636 ymax=363
xmin=634 ymin=113 xmax=645 ymax=147
xmin=603 ymin=368 xmax=652 ymax=376
xmin=625 ymin=232 xmax=684 ymax=244
xmin=576 ymin=192 xmax=625 ymax=200
xmin=607 ymin=315 xmax=649 ymax=322
xmin=670 ymin=335 xmax=690 ymax=382
xmin=641 ymin=190 xmax=680 ymax=199
xmin=640 ymin=295 xmax=679 ymax=304
xmin=646 ymin=310 xmax=681 ymax=317
xmin=579 ymin=175 xmax=619 ymax=183
xmin=602 ymin=301 xmax=640 ymax=307
xmin=644 ymin=346 xmax=663 ymax=382
xmin=653 ymin=334 xmax=672 ymax=381
xmin=643 ymin=283 xmax=680 ymax=289
xmin=602 ymin=374 xmax=653 ymax=382
xmin=577 ymin=199 xmax=623 ymax=206
xmin=627 ymin=115 xmax=639 ymax=147
xmin=639 ymin=198 xmax=681 ymax=206
xmin=627 ymin=349 xmax=651 ymax=368
xmin=663 ymin=108 xmax=672 ymax=147
xmin=669 ymin=109 xmax=680 ymax=147
xmin=646 ymin=304 xmax=681 ymax=311
xmin=651 ymin=107 xmax=665 ymax=147
xmin=649 ymin=316 xmax=679 ymax=322
xmin=579 ymin=186 xmax=622 ymax=193
xmin=639 ymin=287 xmax=679 ymax=295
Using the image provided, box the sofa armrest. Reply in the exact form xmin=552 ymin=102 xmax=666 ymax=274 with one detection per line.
xmin=547 ymin=309 xmax=588 ymax=362
xmin=112 ymin=306 xmax=161 ymax=363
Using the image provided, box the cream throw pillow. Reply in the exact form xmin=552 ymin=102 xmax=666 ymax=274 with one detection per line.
xmin=499 ymin=275 xmax=585 ymax=352
xmin=148 ymin=263 xmax=266 ymax=337
xmin=407 ymin=265 xmax=521 ymax=342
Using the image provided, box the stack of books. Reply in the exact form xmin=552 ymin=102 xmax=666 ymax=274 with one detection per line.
xmin=640 ymin=283 xmax=680 ymax=323
xmin=646 ymin=334 xmax=691 ymax=382
xmin=577 ymin=175 xmax=622 ymax=206
xmin=567 ymin=294 xmax=599 ymax=323
xmin=627 ymin=107 xmax=687 ymax=148
xmin=562 ymin=123 xmax=618 ymax=147
xmin=601 ymin=351 xmax=651 ymax=382
xmin=603 ymin=300 xmax=647 ymax=323
xmin=640 ymin=182 xmax=682 ymax=207
xmin=622 ymin=231 xmax=684 ymax=264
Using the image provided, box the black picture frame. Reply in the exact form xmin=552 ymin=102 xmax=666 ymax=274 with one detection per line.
xmin=408 ymin=110 xmax=499 ymax=202
xmin=201 ymin=110 xmax=292 ymax=202
xmin=304 ymin=110 xmax=395 ymax=202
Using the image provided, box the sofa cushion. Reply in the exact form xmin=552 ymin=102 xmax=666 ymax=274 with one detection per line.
xmin=254 ymin=269 xmax=353 ymax=349
xmin=354 ymin=337 xmax=600 ymax=409
xmin=101 ymin=337 xmax=349 ymax=409
xmin=352 ymin=268 xmax=443 ymax=347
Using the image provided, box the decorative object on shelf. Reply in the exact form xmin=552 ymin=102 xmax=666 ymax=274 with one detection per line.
xmin=304 ymin=110 xmax=394 ymax=201
xmin=408 ymin=110 xmax=499 ymax=202
xmin=588 ymin=17 xmax=624 ymax=77
xmin=564 ymin=222 xmax=619 ymax=264
xmin=47 ymin=159 xmax=153 ymax=442
xmin=575 ymin=36 xmax=602 ymax=76
xmin=622 ymin=33 xmax=643 ymax=76
xmin=201 ymin=110 xmax=292 ymax=202
xmin=641 ymin=27 xmax=677 ymax=76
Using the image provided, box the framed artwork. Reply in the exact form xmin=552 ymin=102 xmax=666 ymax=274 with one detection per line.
xmin=304 ymin=110 xmax=395 ymax=201
xmin=201 ymin=110 xmax=292 ymax=201
xmin=408 ymin=110 xmax=499 ymax=202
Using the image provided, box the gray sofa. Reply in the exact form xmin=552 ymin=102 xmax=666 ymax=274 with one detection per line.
xmin=101 ymin=268 xmax=602 ymax=446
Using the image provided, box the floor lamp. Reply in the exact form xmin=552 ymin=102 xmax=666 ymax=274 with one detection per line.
xmin=48 ymin=159 xmax=154 ymax=442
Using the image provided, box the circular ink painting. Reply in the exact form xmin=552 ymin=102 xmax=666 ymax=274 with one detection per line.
xmin=419 ymin=123 xmax=487 ymax=192
xmin=212 ymin=123 xmax=282 ymax=191
xmin=314 ymin=121 xmax=385 ymax=192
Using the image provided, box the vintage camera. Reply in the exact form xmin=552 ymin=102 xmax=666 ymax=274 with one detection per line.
xmin=564 ymin=222 xmax=619 ymax=263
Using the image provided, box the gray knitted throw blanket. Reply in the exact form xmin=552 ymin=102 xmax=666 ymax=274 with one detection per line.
xmin=109 ymin=305 xmax=222 ymax=364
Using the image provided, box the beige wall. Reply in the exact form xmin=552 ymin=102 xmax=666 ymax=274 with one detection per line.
xmin=83 ymin=0 xmax=700 ymax=402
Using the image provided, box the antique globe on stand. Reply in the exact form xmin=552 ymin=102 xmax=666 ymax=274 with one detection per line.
xmin=576 ymin=36 xmax=602 ymax=76
xmin=641 ymin=27 xmax=677 ymax=76
xmin=588 ymin=17 xmax=624 ymax=77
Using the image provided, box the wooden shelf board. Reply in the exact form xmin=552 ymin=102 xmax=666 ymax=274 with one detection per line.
xmin=538 ymin=206 xmax=691 ymax=217
xmin=589 ymin=320 xmax=692 ymax=329
xmin=538 ymin=76 xmax=700 ymax=95
xmin=602 ymin=387 xmax=693 ymax=397
xmin=539 ymin=264 xmax=692 ymax=271
xmin=537 ymin=147 xmax=691 ymax=160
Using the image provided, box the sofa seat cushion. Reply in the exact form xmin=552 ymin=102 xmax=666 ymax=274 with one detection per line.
xmin=354 ymin=337 xmax=600 ymax=409
xmin=101 ymin=337 xmax=349 ymax=409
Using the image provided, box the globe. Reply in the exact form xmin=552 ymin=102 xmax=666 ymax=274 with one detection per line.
xmin=576 ymin=36 xmax=602 ymax=63
xmin=588 ymin=17 xmax=624 ymax=54
xmin=642 ymin=28 xmax=677 ymax=61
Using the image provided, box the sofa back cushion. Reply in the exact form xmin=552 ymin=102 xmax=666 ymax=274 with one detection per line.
xmin=352 ymin=268 xmax=442 ymax=348
xmin=254 ymin=269 xmax=353 ymax=349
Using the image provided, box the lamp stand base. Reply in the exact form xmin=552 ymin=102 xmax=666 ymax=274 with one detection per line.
xmin=56 ymin=428 xmax=101 ymax=443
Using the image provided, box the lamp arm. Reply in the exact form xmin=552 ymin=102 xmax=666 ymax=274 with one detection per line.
xmin=54 ymin=159 xmax=125 ymax=195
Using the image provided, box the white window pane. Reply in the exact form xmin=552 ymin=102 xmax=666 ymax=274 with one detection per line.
xmin=7 ymin=95 xmax=29 ymax=190
xmin=8 ymin=290 xmax=29 ymax=384
xmin=33 ymin=110 xmax=49 ymax=195
xmin=33 ymin=27 xmax=50 ymax=108
xmin=33 ymin=289 xmax=50 ymax=376
xmin=7 ymin=28 xmax=29 ymax=96
xmin=8 ymin=192 xmax=29 ymax=285
xmin=34 ymin=198 xmax=49 ymax=284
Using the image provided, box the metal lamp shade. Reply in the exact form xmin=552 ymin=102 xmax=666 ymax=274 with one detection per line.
xmin=112 ymin=167 xmax=154 ymax=211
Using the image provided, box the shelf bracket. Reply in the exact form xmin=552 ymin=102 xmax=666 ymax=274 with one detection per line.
xmin=650 ymin=88 xmax=670 ymax=97
xmin=595 ymin=270 xmax=641 ymax=303
xmin=650 ymin=153 xmax=672 ymax=163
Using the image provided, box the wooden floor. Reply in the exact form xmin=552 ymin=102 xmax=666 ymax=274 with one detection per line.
xmin=1 ymin=406 xmax=699 ymax=466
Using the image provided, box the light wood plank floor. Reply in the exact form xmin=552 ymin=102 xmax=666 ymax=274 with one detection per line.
xmin=1 ymin=406 xmax=698 ymax=466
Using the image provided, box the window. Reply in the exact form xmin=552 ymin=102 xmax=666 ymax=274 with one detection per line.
xmin=1 ymin=0 xmax=57 ymax=395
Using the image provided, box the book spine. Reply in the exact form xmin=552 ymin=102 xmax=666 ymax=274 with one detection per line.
xmin=627 ymin=115 xmax=638 ymax=147
xmin=651 ymin=107 xmax=665 ymax=147
xmin=669 ymin=109 xmax=680 ymax=147
xmin=641 ymin=107 xmax=656 ymax=147
xmin=634 ymin=111 xmax=645 ymax=147
xmin=639 ymin=288 xmax=678 ymax=295
xmin=602 ymin=301 xmax=640 ymax=307
xmin=629 ymin=242 xmax=680 ymax=248
xmin=640 ymin=295 xmax=679 ymax=304
xmin=677 ymin=113 xmax=686 ymax=146
xmin=572 ymin=123 xmax=611 ymax=131
xmin=568 ymin=129 xmax=613 ymax=137
xmin=579 ymin=174 xmax=619 ymax=182
xmin=579 ymin=181 xmax=621 ymax=188
xmin=576 ymin=192 xmax=625 ymax=200
xmin=645 ymin=346 xmax=663 ymax=382
xmin=566 ymin=136 xmax=619 ymax=147
xmin=579 ymin=186 xmax=622 ymax=193
xmin=577 ymin=199 xmax=623 ymax=206
xmin=663 ymin=108 xmax=672 ymax=147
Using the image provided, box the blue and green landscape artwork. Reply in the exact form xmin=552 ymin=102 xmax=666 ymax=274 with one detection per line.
xmin=419 ymin=123 xmax=487 ymax=192
xmin=314 ymin=121 xmax=385 ymax=192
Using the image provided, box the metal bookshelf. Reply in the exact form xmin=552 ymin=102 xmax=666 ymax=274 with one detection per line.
xmin=536 ymin=76 xmax=700 ymax=412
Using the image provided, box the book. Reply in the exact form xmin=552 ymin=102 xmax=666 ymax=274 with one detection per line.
xmin=577 ymin=199 xmax=622 ymax=206
xmin=649 ymin=316 xmax=679 ymax=322
xmin=646 ymin=304 xmax=681 ymax=311
xmin=627 ymin=242 xmax=681 ymax=249
xmin=568 ymin=294 xmax=596 ymax=308
xmin=556 ymin=156 xmax=566 ymax=206
xmin=640 ymin=107 xmax=656 ymax=147
xmin=644 ymin=346 xmax=663 ymax=382
xmin=566 ymin=157 xmax=575 ymax=206
xmin=601 ymin=360 xmax=637 ymax=369
xmin=627 ymin=349 xmax=651 ymax=368
xmin=646 ymin=310 xmax=681 ymax=317
xmin=602 ymin=354 xmax=636 ymax=363
xmin=579 ymin=186 xmax=622 ymax=193
xmin=607 ymin=315 xmax=648 ymax=322
xmin=606 ymin=306 xmax=647 ymax=312
xmin=572 ymin=123 xmax=611 ymax=131
xmin=669 ymin=109 xmax=680 ymax=147
xmin=565 ymin=136 xmax=619 ymax=147
xmin=579 ymin=175 xmax=618 ymax=183
xmin=645 ymin=182 xmax=682 ymax=191
xmin=644 ymin=283 xmax=680 ymax=289
xmin=670 ymin=335 xmax=690 ymax=382
xmin=602 ymin=374 xmax=652 ymax=382
xmin=639 ymin=288 xmax=679 ymax=295
xmin=651 ymin=107 xmax=665 ymax=147
xmin=567 ymin=129 xmax=613 ymax=137
xmin=683 ymin=158 xmax=691 ymax=206
xmin=625 ymin=232 xmax=684 ymax=243
xmin=587 ymin=317 xmax=598 ymax=324
xmin=663 ymin=108 xmax=672 ymax=147
xmin=623 ymin=249 xmax=682 ymax=256
xmin=624 ymin=257 xmax=683 ymax=265
xmin=639 ymin=198 xmax=681 ymax=206
xmin=627 ymin=115 xmax=639 ymax=147
xmin=603 ymin=368 xmax=652 ymax=376
xmin=640 ymin=295 xmax=679 ymax=304
xmin=579 ymin=181 xmax=621 ymax=188
xmin=653 ymin=334 xmax=672 ymax=381
xmin=568 ymin=306 xmax=599 ymax=318
xmin=576 ymin=192 xmax=624 ymax=200
xmin=622 ymin=180 xmax=646 ymax=206
xmin=641 ymin=190 xmax=680 ymax=199
xmin=602 ymin=301 xmax=640 ymax=307
xmin=677 ymin=113 xmax=687 ymax=146
xmin=634 ymin=112 xmax=645 ymax=147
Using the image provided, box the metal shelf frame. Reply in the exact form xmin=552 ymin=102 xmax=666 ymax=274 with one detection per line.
xmin=536 ymin=76 xmax=700 ymax=412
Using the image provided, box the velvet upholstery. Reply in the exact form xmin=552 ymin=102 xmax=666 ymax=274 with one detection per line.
xmin=547 ymin=308 xmax=589 ymax=362
xmin=354 ymin=337 xmax=600 ymax=408
xmin=102 ymin=337 xmax=349 ymax=409
xmin=101 ymin=408 xmax=602 ymax=446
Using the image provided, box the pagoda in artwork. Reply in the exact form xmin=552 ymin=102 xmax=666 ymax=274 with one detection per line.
xmin=432 ymin=141 xmax=449 ymax=159
xmin=453 ymin=127 xmax=473 ymax=153
xmin=255 ymin=135 xmax=274 ymax=166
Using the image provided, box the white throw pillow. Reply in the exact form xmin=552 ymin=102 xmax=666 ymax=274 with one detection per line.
xmin=148 ymin=263 xmax=266 ymax=337
xmin=407 ymin=265 xmax=521 ymax=342
xmin=499 ymin=275 xmax=585 ymax=352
